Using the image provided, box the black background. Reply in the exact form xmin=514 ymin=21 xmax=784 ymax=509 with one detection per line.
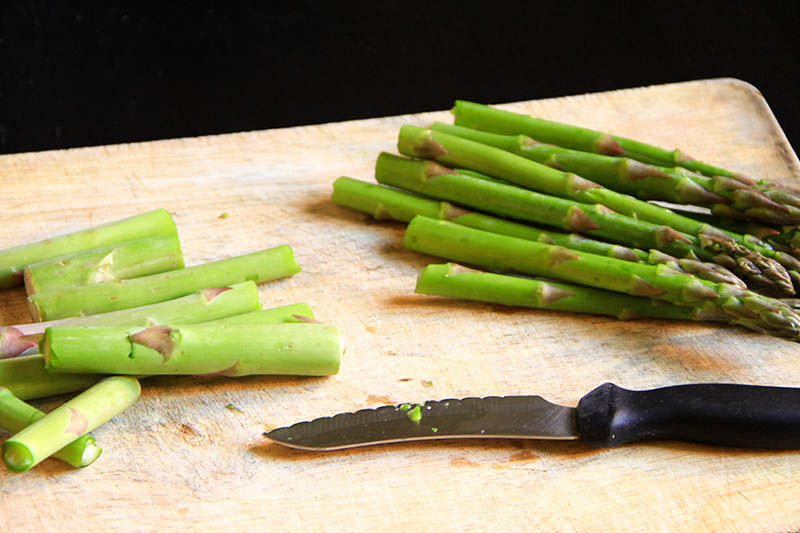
xmin=2 ymin=1 xmax=799 ymax=155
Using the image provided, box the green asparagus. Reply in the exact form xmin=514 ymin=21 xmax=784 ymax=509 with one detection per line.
xmin=396 ymin=126 xmax=795 ymax=295
xmin=0 ymin=209 xmax=177 ymax=290
xmin=0 ymin=387 xmax=101 ymax=468
xmin=431 ymin=122 xmax=800 ymax=226
xmin=333 ymin=176 xmax=744 ymax=287
xmin=403 ymin=215 xmax=800 ymax=340
xmin=450 ymin=101 xmax=800 ymax=224
xmin=42 ymin=324 xmax=343 ymax=376
xmin=24 ymin=235 xmax=184 ymax=295
xmin=28 ymin=246 xmax=300 ymax=321
xmin=3 ymin=376 xmax=140 ymax=472
xmin=416 ymin=263 xmax=717 ymax=321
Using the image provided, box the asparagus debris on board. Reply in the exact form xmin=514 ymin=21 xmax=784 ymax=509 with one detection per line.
xmin=0 ymin=209 xmax=178 ymax=290
xmin=28 ymin=246 xmax=301 ymax=321
xmin=2 ymin=376 xmax=141 ymax=472
xmin=42 ymin=324 xmax=343 ymax=376
xmin=403 ymin=215 xmax=800 ymax=340
xmin=450 ymin=101 xmax=800 ymax=225
xmin=24 ymin=235 xmax=184 ymax=295
xmin=333 ymin=175 xmax=744 ymax=288
xmin=416 ymin=263 xmax=716 ymax=321
xmin=0 ymin=386 xmax=101 ymax=468
xmin=397 ymin=126 xmax=796 ymax=296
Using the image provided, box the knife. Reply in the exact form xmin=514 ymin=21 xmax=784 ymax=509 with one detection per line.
xmin=265 ymin=383 xmax=800 ymax=450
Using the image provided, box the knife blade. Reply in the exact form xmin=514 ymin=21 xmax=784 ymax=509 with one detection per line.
xmin=265 ymin=383 xmax=800 ymax=450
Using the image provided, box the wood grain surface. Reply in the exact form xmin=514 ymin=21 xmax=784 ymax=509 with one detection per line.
xmin=1 ymin=78 xmax=799 ymax=532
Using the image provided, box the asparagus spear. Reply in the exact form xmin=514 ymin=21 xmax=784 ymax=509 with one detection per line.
xmin=397 ymin=126 xmax=795 ymax=295
xmin=333 ymin=176 xmax=744 ymax=287
xmin=0 ymin=209 xmax=177 ymax=290
xmin=416 ymin=263 xmax=719 ymax=322
xmin=1 ymin=302 xmax=316 ymax=399
xmin=432 ymin=122 xmax=800 ymax=226
xmin=28 ymin=246 xmax=300 ymax=321
xmin=0 ymin=387 xmax=101 ymax=468
xmin=0 ymin=355 xmax=101 ymax=400
xmin=375 ymin=153 xmax=775 ymax=289
xmin=2 ymin=376 xmax=140 ymax=472
xmin=403 ymin=216 xmax=800 ymax=340
xmin=42 ymin=324 xmax=343 ymax=376
xmin=24 ymin=235 xmax=184 ymax=295
xmin=450 ymin=101 xmax=800 ymax=224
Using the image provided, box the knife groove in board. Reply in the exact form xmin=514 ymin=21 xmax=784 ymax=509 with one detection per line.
xmin=266 ymin=396 xmax=579 ymax=451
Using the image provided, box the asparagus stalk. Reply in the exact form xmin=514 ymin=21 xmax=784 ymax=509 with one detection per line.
xmin=333 ymin=176 xmax=744 ymax=287
xmin=0 ymin=387 xmax=101 ymax=468
xmin=2 ymin=281 xmax=261 ymax=359
xmin=403 ymin=216 xmax=800 ymax=340
xmin=432 ymin=122 xmax=800 ymax=226
xmin=397 ymin=126 xmax=795 ymax=295
xmin=450 ymin=101 xmax=800 ymax=224
xmin=24 ymin=235 xmax=184 ymax=295
xmin=375 ymin=153 xmax=771 ymax=287
xmin=0 ymin=355 xmax=101 ymax=400
xmin=2 ymin=376 xmax=140 ymax=472
xmin=416 ymin=263 xmax=716 ymax=321
xmin=1 ymin=302 xmax=316 ymax=399
xmin=28 ymin=246 xmax=300 ymax=321
xmin=0 ymin=209 xmax=177 ymax=290
xmin=452 ymin=100 xmax=736 ymax=176
xmin=42 ymin=324 xmax=343 ymax=376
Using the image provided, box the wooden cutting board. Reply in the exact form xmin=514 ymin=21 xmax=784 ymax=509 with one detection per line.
xmin=1 ymin=78 xmax=799 ymax=531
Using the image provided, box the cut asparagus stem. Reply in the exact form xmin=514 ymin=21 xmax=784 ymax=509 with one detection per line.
xmin=42 ymin=324 xmax=343 ymax=376
xmin=450 ymin=102 xmax=800 ymax=224
xmin=403 ymin=215 xmax=800 ymax=340
xmin=28 ymin=246 xmax=301 ymax=321
xmin=2 ymin=281 xmax=262 ymax=359
xmin=24 ymin=235 xmax=184 ymax=296
xmin=396 ymin=127 xmax=795 ymax=296
xmin=1 ymin=302 xmax=315 ymax=400
xmin=2 ymin=376 xmax=140 ymax=472
xmin=416 ymin=263 xmax=714 ymax=322
xmin=11 ymin=282 xmax=261 ymax=337
xmin=0 ymin=209 xmax=177 ymax=290
xmin=333 ymin=176 xmax=744 ymax=287
xmin=432 ymin=122 xmax=800 ymax=227
xmin=0 ymin=355 xmax=102 ymax=401
xmin=0 ymin=387 xmax=101 ymax=468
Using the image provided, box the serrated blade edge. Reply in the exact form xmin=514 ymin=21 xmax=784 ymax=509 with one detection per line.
xmin=266 ymin=395 xmax=578 ymax=451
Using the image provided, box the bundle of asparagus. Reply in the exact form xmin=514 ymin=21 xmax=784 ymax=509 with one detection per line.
xmin=0 ymin=210 xmax=343 ymax=472
xmin=329 ymin=102 xmax=800 ymax=342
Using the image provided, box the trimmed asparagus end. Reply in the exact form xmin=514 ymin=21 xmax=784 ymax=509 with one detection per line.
xmin=3 ymin=441 xmax=34 ymax=473
xmin=78 ymin=441 xmax=103 ymax=467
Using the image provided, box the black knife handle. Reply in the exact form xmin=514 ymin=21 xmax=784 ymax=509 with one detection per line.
xmin=575 ymin=382 xmax=800 ymax=449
